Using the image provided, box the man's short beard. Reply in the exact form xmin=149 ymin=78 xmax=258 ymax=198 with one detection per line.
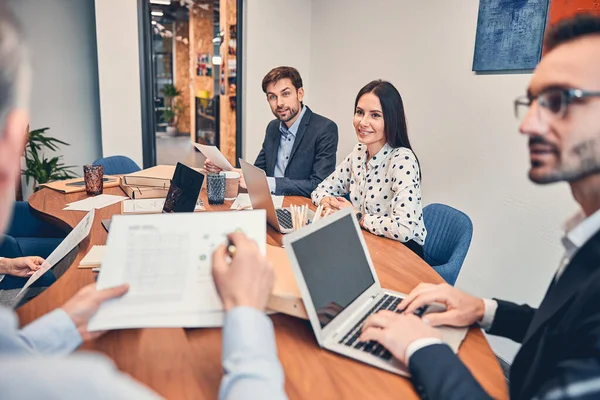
xmin=530 ymin=138 xmax=600 ymax=184
xmin=276 ymin=106 xmax=299 ymax=123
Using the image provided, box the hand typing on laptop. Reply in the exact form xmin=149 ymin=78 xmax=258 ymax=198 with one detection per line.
xmin=360 ymin=311 xmax=441 ymax=365
xmin=212 ymin=232 xmax=274 ymax=311
xmin=359 ymin=282 xmax=486 ymax=365
xmin=398 ymin=282 xmax=485 ymax=327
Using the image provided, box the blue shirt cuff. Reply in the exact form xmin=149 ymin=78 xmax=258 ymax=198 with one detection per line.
xmin=222 ymin=307 xmax=278 ymax=360
xmin=266 ymin=177 xmax=277 ymax=194
xmin=20 ymin=309 xmax=82 ymax=355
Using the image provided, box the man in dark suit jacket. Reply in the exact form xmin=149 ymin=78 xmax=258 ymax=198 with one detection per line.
xmin=205 ymin=66 xmax=338 ymax=197
xmin=359 ymin=15 xmax=600 ymax=400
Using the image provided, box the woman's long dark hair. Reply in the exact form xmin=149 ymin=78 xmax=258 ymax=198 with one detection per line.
xmin=354 ymin=80 xmax=421 ymax=177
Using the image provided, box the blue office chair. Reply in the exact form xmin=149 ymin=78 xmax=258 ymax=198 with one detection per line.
xmin=0 ymin=201 xmax=66 ymax=289
xmin=422 ymin=203 xmax=473 ymax=286
xmin=93 ymin=155 xmax=141 ymax=175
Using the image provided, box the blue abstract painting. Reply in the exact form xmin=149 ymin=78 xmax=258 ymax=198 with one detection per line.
xmin=473 ymin=0 xmax=550 ymax=72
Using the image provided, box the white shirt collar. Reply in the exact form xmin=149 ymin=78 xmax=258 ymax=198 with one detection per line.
xmin=562 ymin=208 xmax=600 ymax=252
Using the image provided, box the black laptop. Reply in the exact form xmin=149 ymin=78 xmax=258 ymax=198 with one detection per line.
xmin=162 ymin=162 xmax=204 ymax=213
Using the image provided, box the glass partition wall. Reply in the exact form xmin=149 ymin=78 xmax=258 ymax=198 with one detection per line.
xmin=142 ymin=0 xmax=242 ymax=168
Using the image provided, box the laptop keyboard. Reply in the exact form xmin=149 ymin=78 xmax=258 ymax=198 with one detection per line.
xmin=276 ymin=208 xmax=294 ymax=230
xmin=338 ymin=294 xmax=428 ymax=361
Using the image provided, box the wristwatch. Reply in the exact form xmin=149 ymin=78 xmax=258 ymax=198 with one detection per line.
xmin=355 ymin=212 xmax=363 ymax=224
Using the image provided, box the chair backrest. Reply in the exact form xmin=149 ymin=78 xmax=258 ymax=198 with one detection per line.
xmin=422 ymin=203 xmax=473 ymax=283
xmin=93 ymin=156 xmax=141 ymax=175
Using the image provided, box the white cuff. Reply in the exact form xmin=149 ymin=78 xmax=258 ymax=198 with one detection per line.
xmin=0 ymin=257 xmax=4 ymax=282
xmin=266 ymin=177 xmax=276 ymax=194
xmin=405 ymin=337 xmax=444 ymax=366
xmin=478 ymin=298 xmax=498 ymax=331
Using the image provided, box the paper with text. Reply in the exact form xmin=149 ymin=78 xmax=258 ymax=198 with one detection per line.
xmin=63 ymin=194 xmax=127 ymax=211
xmin=122 ymin=198 xmax=205 ymax=214
xmin=194 ymin=143 xmax=234 ymax=171
xmin=18 ymin=209 xmax=95 ymax=295
xmin=88 ymin=210 xmax=267 ymax=331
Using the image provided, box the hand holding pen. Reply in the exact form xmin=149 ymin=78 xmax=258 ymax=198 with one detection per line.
xmin=212 ymin=232 xmax=274 ymax=312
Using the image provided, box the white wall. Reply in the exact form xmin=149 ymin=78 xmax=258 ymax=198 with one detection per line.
xmin=95 ymin=0 xmax=144 ymax=167
xmin=309 ymin=0 xmax=578 ymax=362
xmin=242 ymin=0 xmax=312 ymax=162
xmin=10 ymin=0 xmax=102 ymax=174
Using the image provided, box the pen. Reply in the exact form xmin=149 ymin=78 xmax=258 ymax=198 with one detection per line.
xmin=226 ymin=240 xmax=237 ymax=259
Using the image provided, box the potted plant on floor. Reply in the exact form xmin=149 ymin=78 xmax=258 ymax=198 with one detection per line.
xmin=21 ymin=127 xmax=77 ymax=199
xmin=162 ymin=84 xmax=183 ymax=136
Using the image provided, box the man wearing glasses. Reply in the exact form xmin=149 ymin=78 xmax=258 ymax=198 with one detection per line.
xmin=359 ymin=15 xmax=600 ymax=400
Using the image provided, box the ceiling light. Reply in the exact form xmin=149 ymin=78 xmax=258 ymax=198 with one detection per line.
xmin=150 ymin=0 xmax=171 ymax=5
xmin=151 ymin=11 xmax=164 ymax=16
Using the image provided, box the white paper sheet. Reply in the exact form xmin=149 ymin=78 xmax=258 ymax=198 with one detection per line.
xmin=194 ymin=143 xmax=234 ymax=171
xmin=18 ymin=209 xmax=96 ymax=295
xmin=88 ymin=210 xmax=267 ymax=331
xmin=63 ymin=194 xmax=127 ymax=211
xmin=230 ymin=193 xmax=284 ymax=210
xmin=122 ymin=198 xmax=205 ymax=214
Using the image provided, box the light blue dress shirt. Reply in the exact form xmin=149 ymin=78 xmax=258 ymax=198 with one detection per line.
xmin=0 ymin=306 xmax=287 ymax=399
xmin=266 ymin=106 xmax=307 ymax=194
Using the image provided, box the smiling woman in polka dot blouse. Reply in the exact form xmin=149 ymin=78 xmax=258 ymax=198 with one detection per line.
xmin=311 ymin=80 xmax=426 ymax=256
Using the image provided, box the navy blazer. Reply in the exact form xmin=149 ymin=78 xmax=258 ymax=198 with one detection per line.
xmin=254 ymin=106 xmax=338 ymax=197
xmin=408 ymin=229 xmax=600 ymax=399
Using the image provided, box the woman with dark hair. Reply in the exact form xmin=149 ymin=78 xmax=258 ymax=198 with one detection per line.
xmin=311 ymin=80 xmax=426 ymax=255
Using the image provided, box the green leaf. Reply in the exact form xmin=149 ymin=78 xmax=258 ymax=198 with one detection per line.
xmin=23 ymin=127 xmax=76 ymax=185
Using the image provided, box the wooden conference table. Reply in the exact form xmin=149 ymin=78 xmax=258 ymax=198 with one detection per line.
xmin=18 ymin=187 xmax=508 ymax=400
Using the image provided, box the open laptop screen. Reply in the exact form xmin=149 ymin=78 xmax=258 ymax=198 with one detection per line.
xmin=290 ymin=213 xmax=375 ymax=328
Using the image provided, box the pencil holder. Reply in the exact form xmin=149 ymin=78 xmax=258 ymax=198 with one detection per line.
xmin=207 ymin=172 xmax=226 ymax=205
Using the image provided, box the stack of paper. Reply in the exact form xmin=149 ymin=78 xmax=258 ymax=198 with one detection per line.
xmin=88 ymin=210 xmax=267 ymax=331
xmin=230 ymin=193 xmax=284 ymax=210
xmin=78 ymin=245 xmax=107 ymax=268
xmin=63 ymin=195 xmax=127 ymax=211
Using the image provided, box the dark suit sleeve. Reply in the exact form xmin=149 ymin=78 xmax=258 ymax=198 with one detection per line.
xmin=487 ymin=299 xmax=537 ymax=344
xmin=409 ymin=344 xmax=493 ymax=400
xmin=273 ymin=121 xmax=338 ymax=197
xmin=254 ymin=132 xmax=269 ymax=173
xmin=532 ymin=311 xmax=600 ymax=400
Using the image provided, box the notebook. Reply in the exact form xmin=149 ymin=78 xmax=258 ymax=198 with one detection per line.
xmin=78 ymin=245 xmax=106 ymax=268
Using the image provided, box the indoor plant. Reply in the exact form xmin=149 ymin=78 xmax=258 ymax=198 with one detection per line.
xmin=22 ymin=127 xmax=77 ymax=190
xmin=162 ymin=84 xmax=183 ymax=136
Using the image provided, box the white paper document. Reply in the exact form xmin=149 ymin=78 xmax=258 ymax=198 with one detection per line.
xmin=194 ymin=143 xmax=234 ymax=171
xmin=88 ymin=210 xmax=267 ymax=331
xmin=122 ymin=198 xmax=205 ymax=214
xmin=63 ymin=194 xmax=127 ymax=211
xmin=18 ymin=209 xmax=96 ymax=295
xmin=230 ymin=193 xmax=284 ymax=210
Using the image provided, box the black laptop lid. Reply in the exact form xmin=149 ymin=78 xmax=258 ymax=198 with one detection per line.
xmin=162 ymin=162 xmax=204 ymax=213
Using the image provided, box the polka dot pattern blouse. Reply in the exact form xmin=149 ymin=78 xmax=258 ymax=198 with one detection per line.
xmin=311 ymin=143 xmax=426 ymax=245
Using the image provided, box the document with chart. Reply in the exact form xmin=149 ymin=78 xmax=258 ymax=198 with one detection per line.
xmin=88 ymin=210 xmax=266 ymax=331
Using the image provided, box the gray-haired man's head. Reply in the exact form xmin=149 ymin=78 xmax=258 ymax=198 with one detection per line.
xmin=0 ymin=0 xmax=32 ymax=233
xmin=0 ymin=0 xmax=31 ymax=129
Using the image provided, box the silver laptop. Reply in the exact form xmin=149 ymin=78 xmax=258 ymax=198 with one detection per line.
xmin=239 ymin=159 xmax=313 ymax=234
xmin=283 ymin=208 xmax=467 ymax=376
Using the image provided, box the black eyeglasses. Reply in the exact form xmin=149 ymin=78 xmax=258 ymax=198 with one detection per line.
xmin=514 ymin=88 xmax=600 ymax=122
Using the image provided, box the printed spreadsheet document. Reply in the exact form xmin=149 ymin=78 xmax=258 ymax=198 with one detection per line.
xmin=88 ymin=210 xmax=266 ymax=331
